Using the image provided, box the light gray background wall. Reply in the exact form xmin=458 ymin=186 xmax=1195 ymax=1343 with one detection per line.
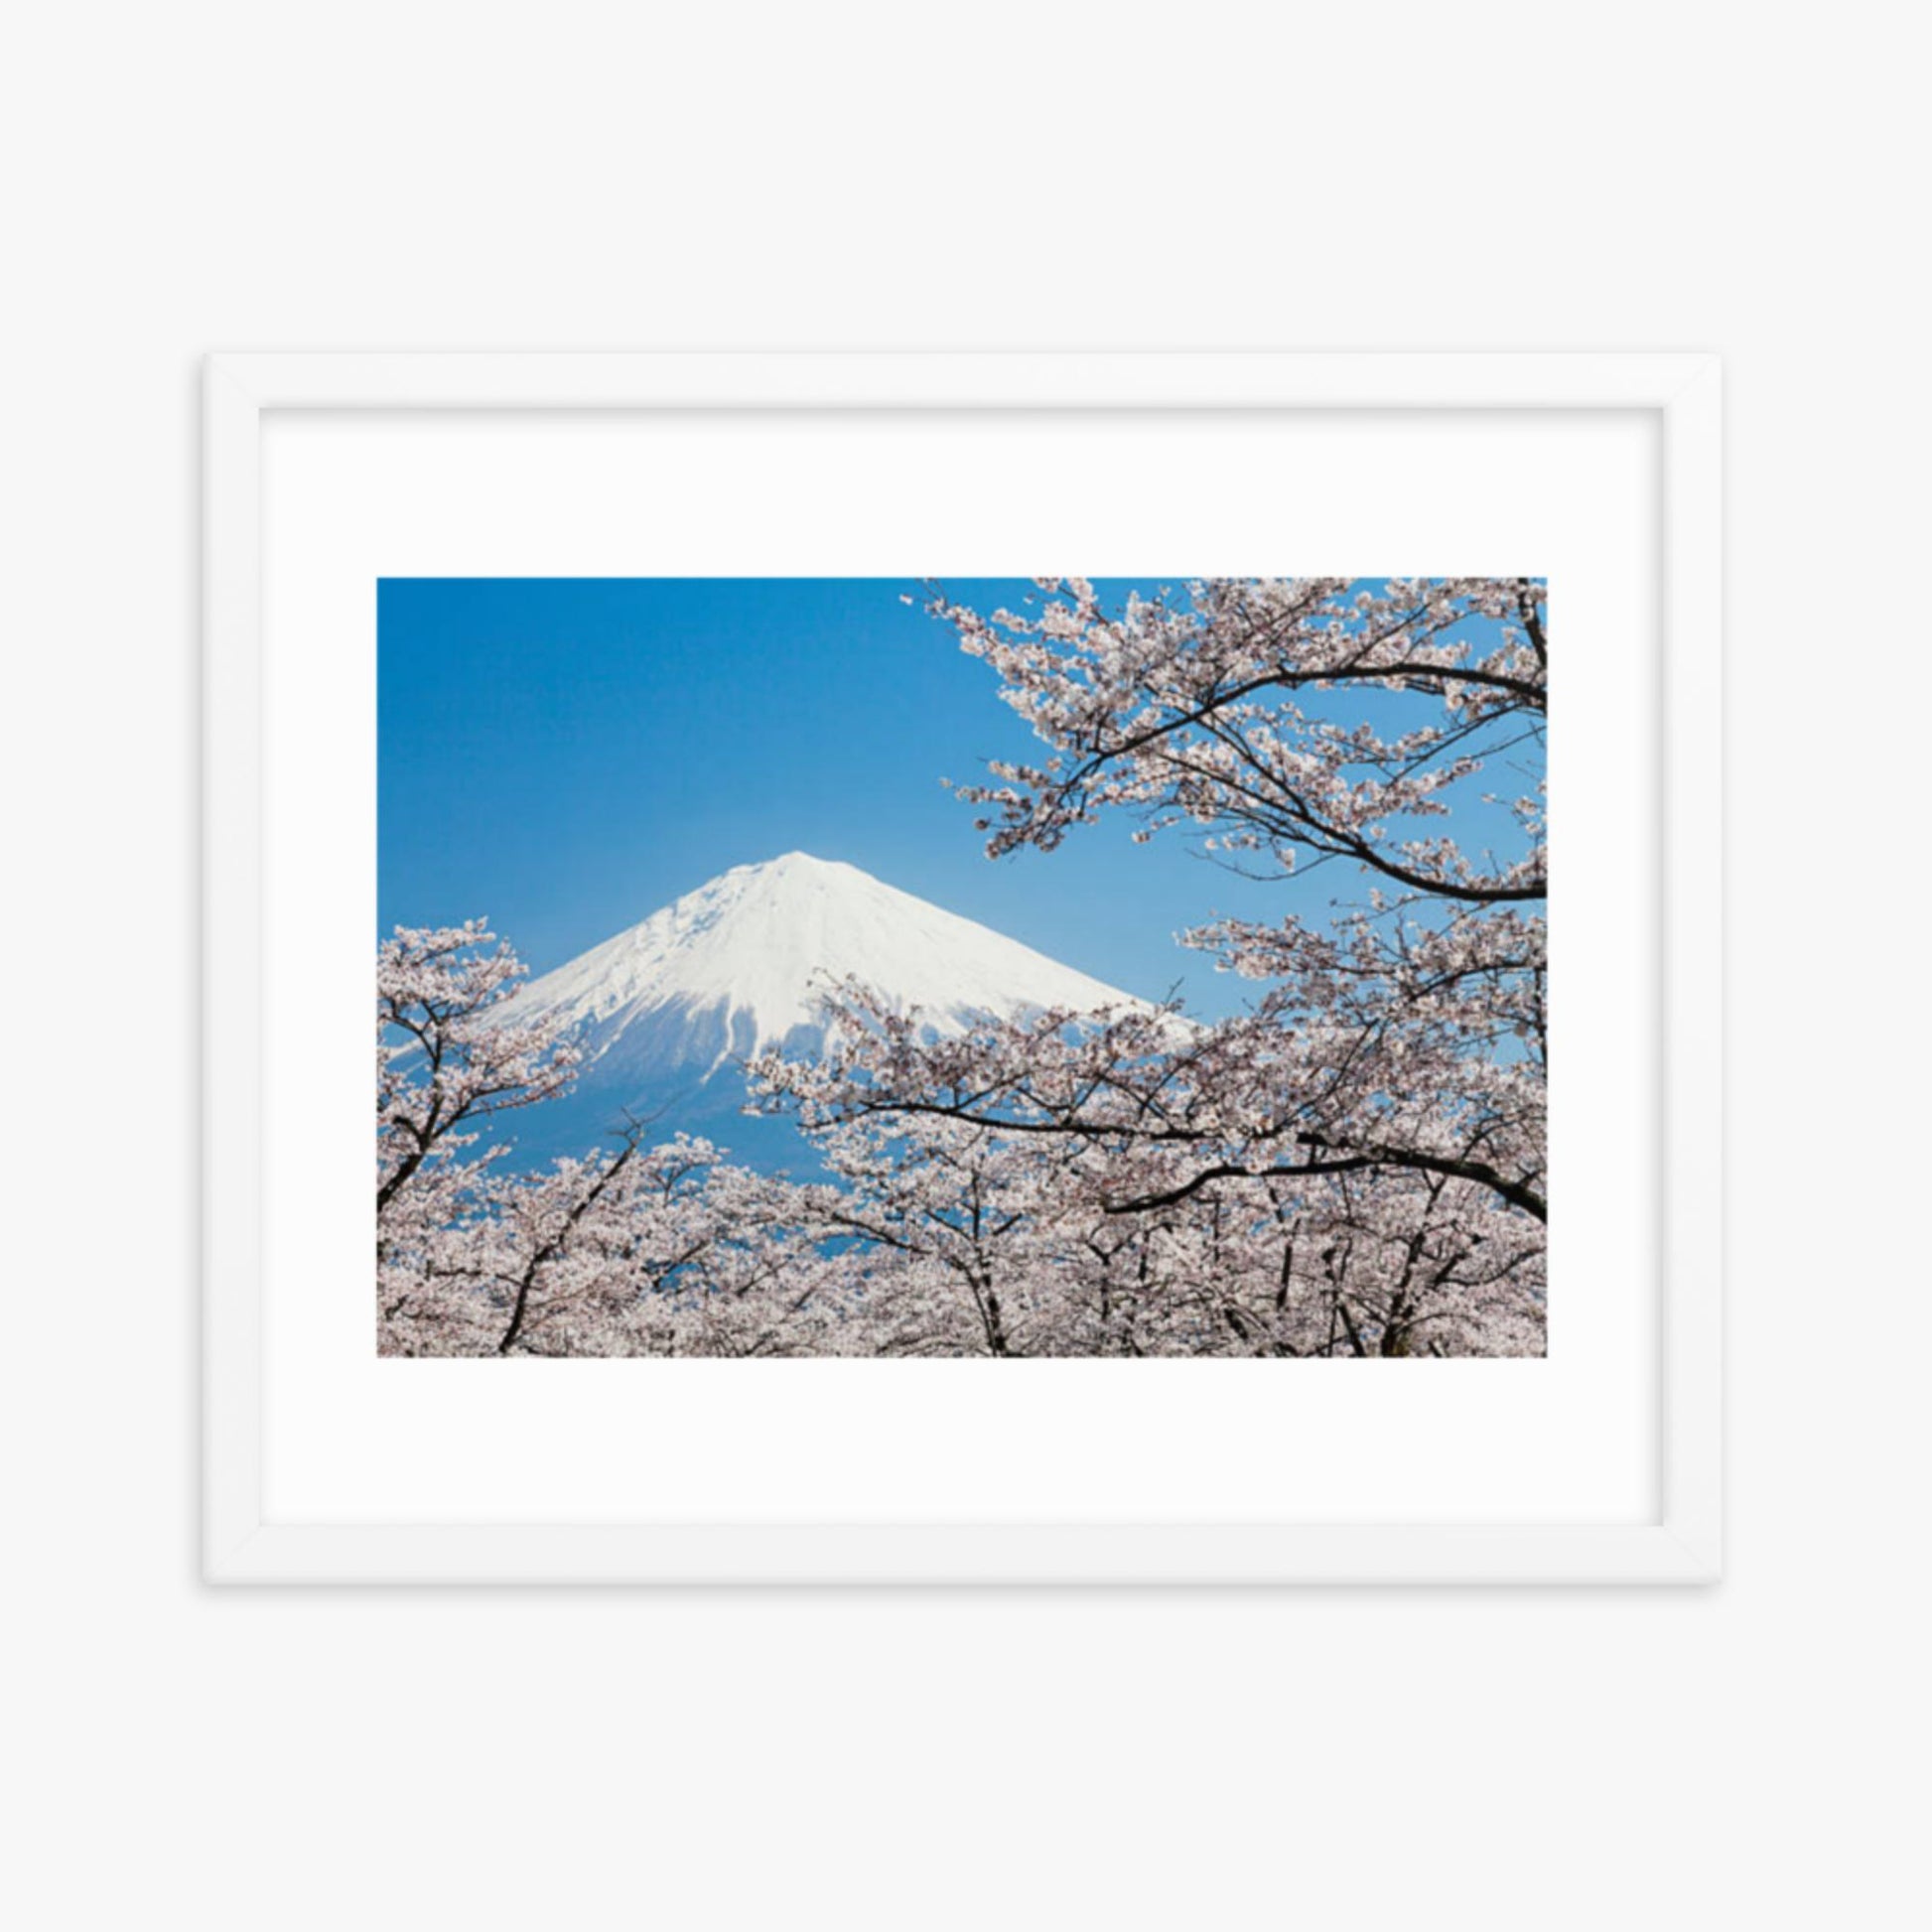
xmin=4 ymin=5 xmax=1918 ymax=1926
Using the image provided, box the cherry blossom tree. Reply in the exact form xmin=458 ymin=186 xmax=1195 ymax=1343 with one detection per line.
xmin=376 ymin=919 xmax=582 ymax=1353
xmin=377 ymin=922 xmax=831 ymax=1357
xmin=473 ymin=1135 xmax=837 ymax=1358
xmin=800 ymin=1108 xmax=1092 ymax=1356
xmin=754 ymin=576 xmax=1548 ymax=1355
xmin=753 ymin=984 xmax=1545 ymax=1357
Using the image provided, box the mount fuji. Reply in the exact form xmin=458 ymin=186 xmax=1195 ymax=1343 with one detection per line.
xmin=486 ymin=853 xmax=1145 ymax=1168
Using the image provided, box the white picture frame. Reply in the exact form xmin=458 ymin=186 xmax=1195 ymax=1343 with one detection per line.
xmin=204 ymin=351 xmax=1722 ymax=1585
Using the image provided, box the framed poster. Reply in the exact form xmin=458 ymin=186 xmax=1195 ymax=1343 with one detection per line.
xmin=204 ymin=351 xmax=1721 ymax=1583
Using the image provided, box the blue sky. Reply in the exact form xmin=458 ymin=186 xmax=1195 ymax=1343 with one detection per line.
xmin=377 ymin=579 xmax=1527 ymax=1021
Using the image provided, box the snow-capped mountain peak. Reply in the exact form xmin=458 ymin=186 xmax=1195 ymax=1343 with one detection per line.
xmin=495 ymin=853 xmax=1144 ymax=1102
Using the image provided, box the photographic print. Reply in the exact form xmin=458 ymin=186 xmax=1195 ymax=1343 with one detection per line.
xmin=377 ymin=577 xmax=1548 ymax=1359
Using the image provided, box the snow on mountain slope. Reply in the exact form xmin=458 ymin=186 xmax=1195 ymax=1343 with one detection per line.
xmin=494 ymin=852 xmax=1145 ymax=1103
